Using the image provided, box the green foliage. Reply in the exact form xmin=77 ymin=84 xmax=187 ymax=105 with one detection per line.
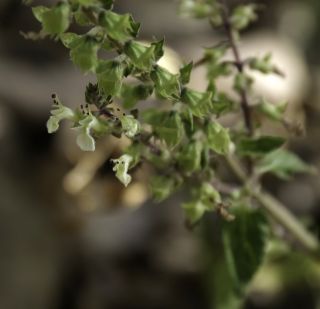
xmin=256 ymin=149 xmax=314 ymax=179
xmin=222 ymin=206 xmax=268 ymax=293
xmin=27 ymin=0 xmax=319 ymax=301
xmin=32 ymin=3 xmax=71 ymax=35
xmin=206 ymin=121 xmax=230 ymax=155
xmin=237 ymin=136 xmax=285 ymax=156
xmin=183 ymin=182 xmax=221 ymax=224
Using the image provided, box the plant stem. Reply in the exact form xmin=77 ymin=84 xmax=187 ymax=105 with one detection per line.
xmin=220 ymin=5 xmax=253 ymax=136
xmin=226 ymin=155 xmax=320 ymax=256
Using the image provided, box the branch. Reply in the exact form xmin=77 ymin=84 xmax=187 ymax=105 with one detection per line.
xmin=219 ymin=5 xmax=253 ymax=136
xmin=226 ymin=155 xmax=320 ymax=256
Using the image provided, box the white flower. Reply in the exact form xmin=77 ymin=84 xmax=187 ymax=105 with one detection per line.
xmin=111 ymin=154 xmax=133 ymax=187
xmin=75 ymin=114 xmax=99 ymax=152
xmin=120 ymin=115 xmax=140 ymax=138
xmin=46 ymin=99 xmax=75 ymax=133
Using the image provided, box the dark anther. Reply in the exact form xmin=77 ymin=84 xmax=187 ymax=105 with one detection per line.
xmin=117 ymin=108 xmax=120 ymax=111
xmin=51 ymin=94 xmax=56 ymax=99
xmin=123 ymin=113 xmax=126 ymax=116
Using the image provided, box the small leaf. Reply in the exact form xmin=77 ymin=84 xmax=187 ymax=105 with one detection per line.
xmin=70 ymin=36 xmax=99 ymax=72
xmin=121 ymin=83 xmax=153 ymax=109
xmin=150 ymin=175 xmax=177 ymax=202
xmin=143 ymin=110 xmax=184 ymax=147
xmin=152 ymin=38 xmax=165 ymax=61
xmin=150 ymin=65 xmax=181 ymax=100
xmin=111 ymin=154 xmax=133 ymax=187
xmin=178 ymin=140 xmax=203 ymax=174
xmin=230 ymin=4 xmax=258 ymax=30
xmin=33 ymin=3 xmax=71 ymax=35
xmin=257 ymin=99 xmax=287 ymax=122
xmin=207 ymin=122 xmax=231 ymax=155
xmin=60 ymin=32 xmax=80 ymax=48
xmin=179 ymin=0 xmax=220 ymax=20
xmin=234 ymin=73 xmax=253 ymax=93
xmin=238 ymin=136 xmax=285 ymax=156
xmin=181 ymin=88 xmax=214 ymax=117
xmin=182 ymin=182 xmax=221 ymax=223
xmin=222 ymin=206 xmax=268 ymax=293
xmin=96 ymin=60 xmax=125 ymax=96
xmin=124 ymin=41 xmax=156 ymax=71
xmin=99 ymin=11 xmax=140 ymax=42
xmin=256 ymin=149 xmax=314 ymax=179
xmin=179 ymin=62 xmax=193 ymax=85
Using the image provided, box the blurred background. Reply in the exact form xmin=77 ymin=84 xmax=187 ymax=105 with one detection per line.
xmin=1 ymin=0 xmax=320 ymax=308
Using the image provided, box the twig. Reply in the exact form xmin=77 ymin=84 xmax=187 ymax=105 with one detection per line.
xmin=219 ymin=5 xmax=253 ymax=136
xmin=226 ymin=155 xmax=320 ymax=256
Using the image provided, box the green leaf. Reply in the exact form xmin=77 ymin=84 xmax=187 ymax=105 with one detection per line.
xmin=230 ymin=4 xmax=258 ymax=30
xmin=257 ymin=99 xmax=287 ymax=122
xmin=178 ymin=140 xmax=203 ymax=174
xmin=150 ymin=175 xmax=177 ymax=202
xmin=33 ymin=3 xmax=70 ymax=35
xmin=143 ymin=110 xmax=184 ymax=147
xmin=111 ymin=154 xmax=133 ymax=187
xmin=152 ymin=39 xmax=165 ymax=61
xmin=234 ymin=73 xmax=253 ymax=93
xmin=179 ymin=62 xmax=193 ymax=85
xmin=206 ymin=122 xmax=231 ymax=155
xmin=222 ymin=206 xmax=268 ymax=293
xmin=150 ymin=65 xmax=181 ymax=100
xmin=69 ymin=36 xmax=99 ymax=72
xmin=124 ymin=41 xmax=156 ymax=71
xmin=96 ymin=60 xmax=125 ymax=96
xmin=211 ymin=93 xmax=234 ymax=116
xmin=182 ymin=182 xmax=221 ymax=223
xmin=238 ymin=136 xmax=285 ymax=156
xmin=256 ymin=149 xmax=314 ymax=180
xmin=121 ymin=83 xmax=153 ymax=109
xmin=249 ymin=53 xmax=274 ymax=74
xmin=60 ymin=32 xmax=80 ymax=48
xmin=181 ymin=88 xmax=214 ymax=118
xmin=99 ymin=11 xmax=140 ymax=42
xmin=120 ymin=115 xmax=140 ymax=138
xmin=179 ymin=0 xmax=220 ymax=20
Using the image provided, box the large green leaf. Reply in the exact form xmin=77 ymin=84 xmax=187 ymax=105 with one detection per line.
xmin=222 ymin=206 xmax=268 ymax=293
xmin=256 ymin=149 xmax=314 ymax=179
xmin=238 ymin=136 xmax=285 ymax=156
